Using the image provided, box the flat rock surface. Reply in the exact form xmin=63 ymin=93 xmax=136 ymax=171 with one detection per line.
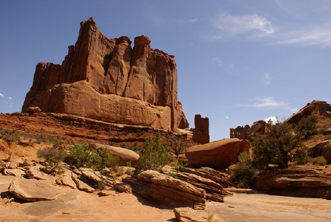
xmin=1 ymin=175 xmax=331 ymax=221
xmin=206 ymin=188 xmax=331 ymax=222
xmin=9 ymin=178 xmax=62 ymax=201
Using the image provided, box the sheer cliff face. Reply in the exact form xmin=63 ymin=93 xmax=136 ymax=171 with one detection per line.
xmin=22 ymin=17 xmax=188 ymax=131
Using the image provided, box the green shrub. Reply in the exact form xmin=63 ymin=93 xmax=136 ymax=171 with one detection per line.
xmin=311 ymin=156 xmax=327 ymax=166
xmin=0 ymin=127 xmax=21 ymax=143
xmin=174 ymin=160 xmax=188 ymax=172
xmin=295 ymin=116 xmax=319 ymax=138
xmin=37 ymin=146 xmax=67 ymax=174
xmin=326 ymin=135 xmax=331 ymax=140
xmin=135 ymin=130 xmax=145 ymax=137
xmin=69 ymin=144 xmax=120 ymax=170
xmin=96 ymin=148 xmax=120 ymax=170
xmin=251 ymin=122 xmax=307 ymax=169
xmin=228 ymin=152 xmax=258 ymax=188
xmin=69 ymin=144 xmax=100 ymax=168
xmin=135 ymin=132 xmax=173 ymax=174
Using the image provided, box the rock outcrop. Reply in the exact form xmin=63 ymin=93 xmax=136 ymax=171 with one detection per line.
xmin=192 ymin=115 xmax=209 ymax=144
xmin=284 ymin=100 xmax=331 ymax=124
xmin=255 ymin=167 xmax=331 ymax=199
xmin=127 ymin=170 xmax=206 ymax=209
xmin=230 ymin=125 xmax=249 ymax=139
xmin=22 ymin=17 xmax=188 ymax=132
xmin=308 ymin=140 xmax=331 ymax=162
xmin=246 ymin=120 xmax=266 ymax=139
xmin=185 ymin=138 xmax=250 ymax=169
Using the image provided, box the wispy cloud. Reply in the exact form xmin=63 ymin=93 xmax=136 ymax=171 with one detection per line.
xmin=226 ymin=116 xmax=230 ymax=119
xmin=274 ymin=23 xmax=331 ymax=46
xmin=0 ymin=93 xmax=4 ymax=97
xmin=212 ymin=57 xmax=234 ymax=69
xmin=264 ymin=73 xmax=272 ymax=85
xmin=239 ymin=97 xmax=293 ymax=111
xmin=8 ymin=97 xmax=12 ymax=100
xmin=214 ymin=13 xmax=275 ymax=38
xmin=177 ymin=18 xmax=198 ymax=24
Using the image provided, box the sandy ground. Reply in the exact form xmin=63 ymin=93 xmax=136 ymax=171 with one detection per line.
xmin=1 ymin=175 xmax=331 ymax=222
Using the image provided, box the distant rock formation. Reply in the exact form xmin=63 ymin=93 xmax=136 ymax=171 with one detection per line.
xmin=22 ymin=17 xmax=188 ymax=131
xmin=192 ymin=115 xmax=209 ymax=144
xmin=230 ymin=125 xmax=249 ymax=139
xmin=284 ymin=100 xmax=331 ymax=124
xmin=230 ymin=120 xmax=266 ymax=140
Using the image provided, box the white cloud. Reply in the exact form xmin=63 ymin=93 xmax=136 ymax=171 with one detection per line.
xmin=226 ymin=116 xmax=230 ymax=119
xmin=265 ymin=116 xmax=278 ymax=124
xmin=8 ymin=97 xmax=12 ymax=100
xmin=274 ymin=23 xmax=331 ymax=46
xmin=240 ymin=97 xmax=290 ymax=110
xmin=0 ymin=93 xmax=4 ymax=97
xmin=214 ymin=13 xmax=275 ymax=37
xmin=265 ymin=73 xmax=272 ymax=85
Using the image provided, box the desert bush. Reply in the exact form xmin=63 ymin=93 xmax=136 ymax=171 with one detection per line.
xmin=174 ymin=160 xmax=188 ymax=172
xmin=69 ymin=144 xmax=120 ymax=170
xmin=37 ymin=146 xmax=67 ymax=174
xmin=69 ymin=144 xmax=100 ymax=168
xmin=96 ymin=148 xmax=120 ymax=170
xmin=0 ymin=127 xmax=21 ymax=143
xmin=325 ymin=135 xmax=331 ymax=140
xmin=228 ymin=152 xmax=258 ymax=188
xmin=166 ymin=134 xmax=189 ymax=158
xmin=251 ymin=122 xmax=307 ymax=169
xmin=295 ymin=115 xmax=319 ymax=138
xmin=135 ymin=132 xmax=173 ymax=174
xmin=135 ymin=130 xmax=146 ymax=137
xmin=308 ymin=156 xmax=328 ymax=166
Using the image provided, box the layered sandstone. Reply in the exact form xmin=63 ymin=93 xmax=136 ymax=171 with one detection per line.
xmin=192 ymin=115 xmax=210 ymax=144
xmin=22 ymin=17 xmax=188 ymax=131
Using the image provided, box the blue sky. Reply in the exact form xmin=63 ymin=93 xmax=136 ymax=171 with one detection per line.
xmin=1 ymin=0 xmax=331 ymax=141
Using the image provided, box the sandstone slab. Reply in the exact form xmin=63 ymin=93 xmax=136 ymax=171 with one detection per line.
xmin=127 ymin=170 xmax=206 ymax=209
xmin=174 ymin=207 xmax=208 ymax=222
xmin=308 ymin=140 xmax=331 ymax=162
xmin=185 ymin=138 xmax=250 ymax=169
xmin=9 ymin=178 xmax=61 ymax=201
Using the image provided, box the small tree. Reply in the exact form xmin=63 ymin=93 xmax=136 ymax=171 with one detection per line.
xmin=37 ymin=146 xmax=67 ymax=174
xmin=295 ymin=115 xmax=319 ymax=139
xmin=166 ymin=134 xmax=189 ymax=158
xmin=135 ymin=132 xmax=172 ymax=173
xmin=251 ymin=122 xmax=307 ymax=169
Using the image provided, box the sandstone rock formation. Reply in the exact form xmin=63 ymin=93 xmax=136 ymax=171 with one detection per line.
xmin=161 ymin=166 xmax=231 ymax=202
xmin=255 ymin=167 xmax=331 ymax=199
xmin=284 ymin=100 xmax=331 ymax=124
xmin=185 ymin=138 xmax=250 ymax=169
xmin=22 ymin=17 xmax=188 ymax=132
xmin=127 ymin=170 xmax=206 ymax=209
xmin=308 ymin=140 xmax=331 ymax=162
xmin=192 ymin=115 xmax=209 ymax=144
xmin=230 ymin=125 xmax=249 ymax=139
xmin=246 ymin=120 xmax=266 ymax=139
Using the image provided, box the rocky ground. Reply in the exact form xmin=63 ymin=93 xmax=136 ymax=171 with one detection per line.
xmin=1 ymin=174 xmax=331 ymax=222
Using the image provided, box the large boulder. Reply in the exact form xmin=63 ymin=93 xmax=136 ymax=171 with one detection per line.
xmin=89 ymin=143 xmax=139 ymax=166
xmin=185 ymin=138 xmax=250 ymax=169
xmin=9 ymin=178 xmax=61 ymax=201
xmin=174 ymin=207 xmax=209 ymax=222
xmin=308 ymin=140 xmax=331 ymax=162
xmin=22 ymin=17 xmax=188 ymax=132
xmin=127 ymin=170 xmax=206 ymax=209
xmin=255 ymin=167 xmax=331 ymax=199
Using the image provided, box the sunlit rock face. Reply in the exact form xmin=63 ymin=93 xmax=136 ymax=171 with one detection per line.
xmin=22 ymin=17 xmax=188 ymax=131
